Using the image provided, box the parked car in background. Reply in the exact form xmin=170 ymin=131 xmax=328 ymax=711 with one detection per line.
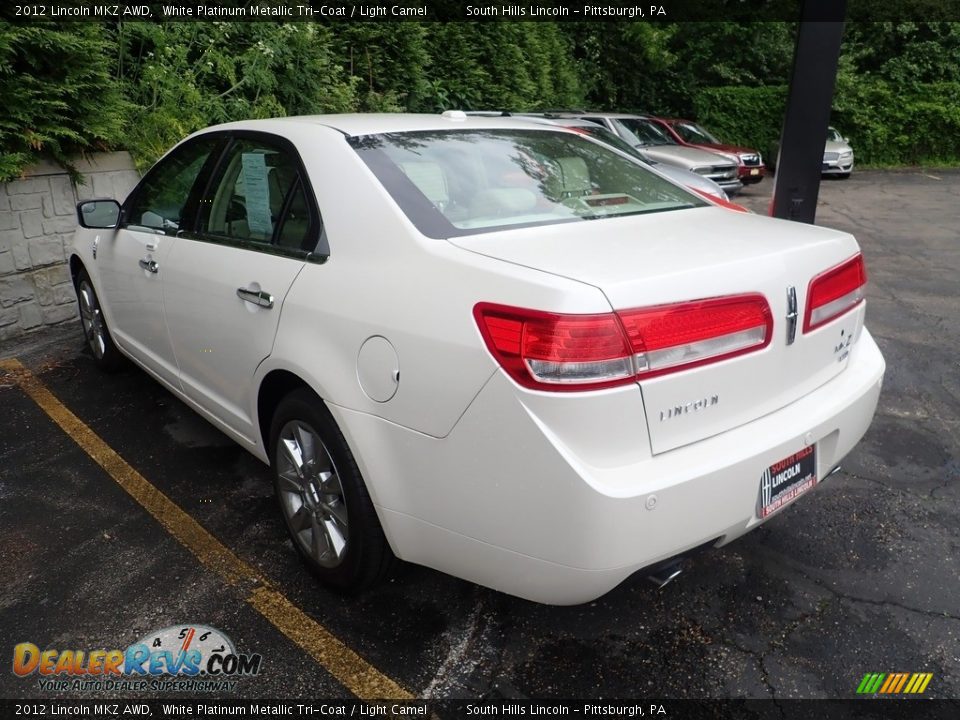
xmin=70 ymin=112 xmax=883 ymax=604
xmin=652 ymin=117 xmax=765 ymax=185
xmin=823 ymin=126 xmax=854 ymax=178
xmin=766 ymin=126 xmax=855 ymax=179
xmin=557 ymin=112 xmax=743 ymax=195
xmin=503 ymin=114 xmax=737 ymax=204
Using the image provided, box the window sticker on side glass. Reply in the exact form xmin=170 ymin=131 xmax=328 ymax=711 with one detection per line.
xmin=241 ymin=153 xmax=273 ymax=237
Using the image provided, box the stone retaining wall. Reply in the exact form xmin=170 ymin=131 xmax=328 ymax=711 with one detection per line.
xmin=0 ymin=153 xmax=140 ymax=341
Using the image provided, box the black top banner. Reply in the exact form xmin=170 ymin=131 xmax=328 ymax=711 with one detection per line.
xmin=2 ymin=699 xmax=960 ymax=720
xmin=3 ymin=0 xmax=960 ymax=23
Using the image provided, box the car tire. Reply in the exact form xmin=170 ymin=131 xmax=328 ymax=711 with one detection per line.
xmin=270 ymin=389 xmax=394 ymax=592
xmin=75 ymin=268 xmax=125 ymax=372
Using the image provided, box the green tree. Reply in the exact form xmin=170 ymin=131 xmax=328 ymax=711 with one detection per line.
xmin=0 ymin=22 xmax=127 ymax=181
xmin=114 ymin=22 xmax=356 ymax=168
xmin=573 ymin=22 xmax=795 ymax=116
xmin=842 ymin=22 xmax=960 ymax=85
xmin=335 ymin=23 xmax=430 ymax=111
xmin=417 ymin=23 xmax=584 ymax=112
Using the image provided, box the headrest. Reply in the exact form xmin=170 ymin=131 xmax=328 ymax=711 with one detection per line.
xmin=399 ymin=161 xmax=449 ymax=207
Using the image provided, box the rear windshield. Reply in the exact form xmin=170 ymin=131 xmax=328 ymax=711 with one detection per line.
xmin=350 ymin=129 xmax=704 ymax=239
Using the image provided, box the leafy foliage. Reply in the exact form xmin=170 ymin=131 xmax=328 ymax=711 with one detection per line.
xmin=832 ymin=81 xmax=960 ymax=165
xmin=0 ymin=22 xmax=127 ymax=182
xmin=1 ymin=20 xmax=959 ymax=179
xmin=693 ymin=85 xmax=788 ymax=161
xmin=418 ymin=23 xmax=583 ymax=112
xmin=572 ymin=22 xmax=795 ymax=117
xmin=334 ymin=23 xmax=429 ymax=111
xmin=693 ymin=79 xmax=960 ymax=167
xmin=115 ymin=22 xmax=357 ymax=169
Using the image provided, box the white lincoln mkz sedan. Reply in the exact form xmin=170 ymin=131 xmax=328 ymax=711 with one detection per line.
xmin=70 ymin=113 xmax=884 ymax=604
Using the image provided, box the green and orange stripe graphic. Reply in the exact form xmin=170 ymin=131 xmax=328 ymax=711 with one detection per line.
xmin=856 ymin=672 xmax=933 ymax=694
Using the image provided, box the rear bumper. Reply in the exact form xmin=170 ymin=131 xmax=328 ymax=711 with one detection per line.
xmin=339 ymin=330 xmax=885 ymax=605
xmin=739 ymin=164 xmax=766 ymax=183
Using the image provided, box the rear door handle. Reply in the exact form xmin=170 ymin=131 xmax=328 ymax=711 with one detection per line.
xmin=236 ymin=287 xmax=274 ymax=309
xmin=138 ymin=258 xmax=159 ymax=274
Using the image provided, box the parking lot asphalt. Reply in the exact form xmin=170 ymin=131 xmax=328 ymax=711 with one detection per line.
xmin=1 ymin=169 xmax=957 ymax=701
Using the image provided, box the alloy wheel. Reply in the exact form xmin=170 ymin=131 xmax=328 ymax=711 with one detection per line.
xmin=78 ymin=280 xmax=106 ymax=359
xmin=276 ymin=420 xmax=349 ymax=568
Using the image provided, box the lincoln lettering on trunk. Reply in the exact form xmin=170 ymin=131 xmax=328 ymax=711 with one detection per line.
xmin=660 ymin=395 xmax=719 ymax=421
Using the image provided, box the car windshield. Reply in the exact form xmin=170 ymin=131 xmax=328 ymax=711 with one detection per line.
xmin=826 ymin=127 xmax=844 ymax=142
xmin=568 ymin=125 xmax=648 ymax=162
xmin=615 ymin=118 xmax=677 ymax=147
xmin=674 ymin=122 xmax=720 ymax=145
xmin=351 ymin=129 xmax=704 ymax=238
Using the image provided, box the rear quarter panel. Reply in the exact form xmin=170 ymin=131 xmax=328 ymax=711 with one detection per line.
xmin=259 ymin=125 xmax=611 ymax=441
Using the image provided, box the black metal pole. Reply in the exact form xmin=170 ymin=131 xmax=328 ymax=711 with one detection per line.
xmin=771 ymin=0 xmax=847 ymax=223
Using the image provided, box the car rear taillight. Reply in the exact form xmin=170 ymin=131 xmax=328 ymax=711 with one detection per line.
xmin=618 ymin=294 xmax=772 ymax=378
xmin=473 ymin=305 xmax=634 ymax=391
xmin=803 ymin=254 xmax=867 ymax=332
xmin=474 ymin=295 xmax=772 ymax=392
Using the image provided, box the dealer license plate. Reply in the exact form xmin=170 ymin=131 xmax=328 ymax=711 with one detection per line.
xmin=757 ymin=445 xmax=817 ymax=518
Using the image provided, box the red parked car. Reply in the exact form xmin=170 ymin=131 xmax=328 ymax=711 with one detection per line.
xmin=652 ymin=117 xmax=766 ymax=185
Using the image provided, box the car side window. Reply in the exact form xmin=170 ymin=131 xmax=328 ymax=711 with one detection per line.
xmin=199 ymin=138 xmax=305 ymax=247
xmin=124 ymin=136 xmax=220 ymax=235
xmin=275 ymin=179 xmax=312 ymax=251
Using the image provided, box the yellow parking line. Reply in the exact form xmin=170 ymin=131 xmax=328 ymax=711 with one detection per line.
xmin=0 ymin=358 xmax=411 ymax=700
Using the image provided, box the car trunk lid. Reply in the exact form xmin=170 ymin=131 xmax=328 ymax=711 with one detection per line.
xmin=452 ymin=207 xmax=866 ymax=454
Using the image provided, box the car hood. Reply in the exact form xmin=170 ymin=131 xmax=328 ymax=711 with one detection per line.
xmin=824 ymin=139 xmax=853 ymax=154
xmin=639 ymin=144 xmax=735 ymax=169
xmin=695 ymin=142 xmax=757 ymax=157
xmin=651 ymin=163 xmax=727 ymax=198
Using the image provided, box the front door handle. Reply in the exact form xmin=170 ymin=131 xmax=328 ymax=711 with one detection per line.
xmin=139 ymin=258 xmax=159 ymax=274
xmin=236 ymin=287 xmax=274 ymax=309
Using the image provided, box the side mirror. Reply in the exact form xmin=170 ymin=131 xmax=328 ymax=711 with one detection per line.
xmin=77 ymin=199 xmax=121 ymax=229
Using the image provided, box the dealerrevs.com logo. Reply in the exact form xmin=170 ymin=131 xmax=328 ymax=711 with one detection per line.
xmin=13 ymin=624 xmax=262 ymax=693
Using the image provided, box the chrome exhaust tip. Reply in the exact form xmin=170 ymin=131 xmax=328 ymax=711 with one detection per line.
xmin=647 ymin=562 xmax=684 ymax=589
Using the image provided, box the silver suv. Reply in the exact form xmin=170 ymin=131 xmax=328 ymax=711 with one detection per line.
xmin=559 ymin=112 xmax=742 ymax=195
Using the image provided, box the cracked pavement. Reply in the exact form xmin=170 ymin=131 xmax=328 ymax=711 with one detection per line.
xmin=0 ymin=170 xmax=957 ymax=700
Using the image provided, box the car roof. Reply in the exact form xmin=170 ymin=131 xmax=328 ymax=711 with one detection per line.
xmin=196 ymin=113 xmax=576 ymax=138
xmin=559 ymin=111 xmax=653 ymax=120
xmin=459 ymin=112 xmax=608 ymax=130
xmin=513 ymin=116 xmax=605 ymax=128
